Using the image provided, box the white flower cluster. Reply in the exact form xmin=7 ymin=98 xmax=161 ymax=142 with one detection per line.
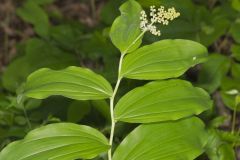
xmin=140 ymin=6 xmax=180 ymax=36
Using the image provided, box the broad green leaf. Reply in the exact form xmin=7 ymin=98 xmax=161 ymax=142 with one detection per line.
xmin=23 ymin=66 xmax=113 ymax=100
xmin=113 ymin=117 xmax=208 ymax=160
xmin=114 ymin=79 xmax=212 ymax=123
xmin=197 ymin=54 xmax=230 ymax=93
xmin=17 ymin=1 xmax=49 ymax=37
xmin=2 ymin=38 xmax=78 ymax=92
xmin=0 ymin=123 xmax=109 ymax=160
xmin=110 ymin=0 xmax=142 ymax=54
xmin=121 ymin=39 xmax=207 ymax=80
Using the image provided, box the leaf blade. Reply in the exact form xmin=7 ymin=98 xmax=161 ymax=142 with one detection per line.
xmin=114 ymin=79 xmax=212 ymax=123
xmin=0 ymin=123 xmax=109 ymax=160
xmin=110 ymin=0 xmax=142 ymax=53
xmin=23 ymin=66 xmax=113 ymax=100
xmin=120 ymin=39 xmax=208 ymax=79
xmin=113 ymin=117 xmax=208 ymax=160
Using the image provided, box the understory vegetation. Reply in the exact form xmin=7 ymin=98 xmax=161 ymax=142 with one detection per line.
xmin=0 ymin=0 xmax=240 ymax=159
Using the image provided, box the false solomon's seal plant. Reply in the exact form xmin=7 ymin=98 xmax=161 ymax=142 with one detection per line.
xmin=0 ymin=1 xmax=212 ymax=160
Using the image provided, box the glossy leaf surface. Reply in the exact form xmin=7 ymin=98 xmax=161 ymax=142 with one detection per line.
xmin=114 ymin=79 xmax=212 ymax=123
xmin=110 ymin=0 xmax=142 ymax=53
xmin=0 ymin=123 xmax=109 ymax=160
xmin=23 ymin=66 xmax=113 ymax=100
xmin=113 ymin=117 xmax=208 ymax=160
xmin=121 ymin=39 xmax=208 ymax=80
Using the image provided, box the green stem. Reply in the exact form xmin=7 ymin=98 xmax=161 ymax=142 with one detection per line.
xmin=108 ymin=30 xmax=146 ymax=160
xmin=108 ymin=54 xmax=124 ymax=160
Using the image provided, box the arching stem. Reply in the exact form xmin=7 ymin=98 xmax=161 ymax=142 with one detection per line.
xmin=108 ymin=54 xmax=124 ymax=160
xmin=108 ymin=30 xmax=145 ymax=160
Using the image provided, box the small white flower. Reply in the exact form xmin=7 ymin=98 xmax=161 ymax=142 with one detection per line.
xmin=140 ymin=6 xmax=180 ymax=36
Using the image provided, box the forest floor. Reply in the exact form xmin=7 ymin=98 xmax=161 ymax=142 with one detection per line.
xmin=0 ymin=0 xmax=105 ymax=71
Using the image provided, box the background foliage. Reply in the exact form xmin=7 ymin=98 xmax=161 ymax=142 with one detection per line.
xmin=0 ymin=0 xmax=240 ymax=159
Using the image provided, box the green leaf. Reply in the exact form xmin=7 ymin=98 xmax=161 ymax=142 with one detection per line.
xmin=0 ymin=123 xmax=109 ymax=160
xmin=113 ymin=117 xmax=208 ymax=160
xmin=114 ymin=79 xmax=212 ymax=123
xmin=110 ymin=0 xmax=142 ymax=54
xmin=17 ymin=1 xmax=49 ymax=37
xmin=197 ymin=54 xmax=231 ymax=93
xmin=23 ymin=66 xmax=113 ymax=100
xmin=121 ymin=39 xmax=207 ymax=80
